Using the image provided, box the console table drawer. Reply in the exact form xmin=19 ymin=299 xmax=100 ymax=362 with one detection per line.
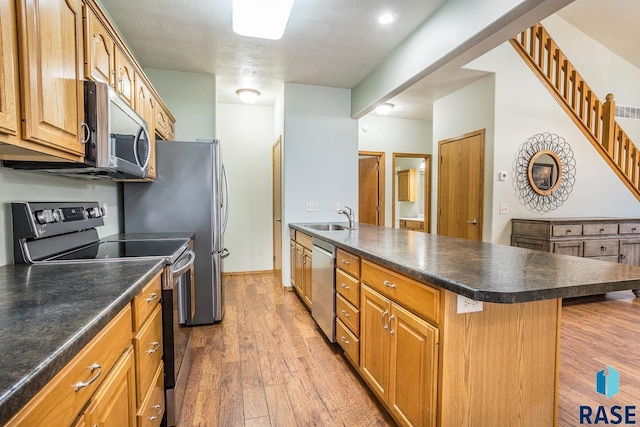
xmin=620 ymin=223 xmax=640 ymax=234
xmin=551 ymin=225 xmax=582 ymax=237
xmin=584 ymin=240 xmax=619 ymax=257
xmin=583 ymin=223 xmax=618 ymax=236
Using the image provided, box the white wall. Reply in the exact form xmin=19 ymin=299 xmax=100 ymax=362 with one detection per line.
xmin=282 ymin=84 xmax=358 ymax=285
xmin=358 ymin=116 xmax=432 ymax=227
xmin=432 ymin=74 xmax=496 ymax=238
xmin=460 ymin=20 xmax=640 ymax=245
xmin=0 ymin=168 xmax=119 ymax=266
xmin=144 ymin=69 xmax=216 ymax=141
xmin=216 ymin=103 xmax=275 ymax=272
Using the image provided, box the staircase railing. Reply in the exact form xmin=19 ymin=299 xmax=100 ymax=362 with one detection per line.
xmin=510 ymin=23 xmax=640 ymax=201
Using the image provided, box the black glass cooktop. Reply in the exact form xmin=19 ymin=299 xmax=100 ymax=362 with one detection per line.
xmin=47 ymin=239 xmax=188 ymax=261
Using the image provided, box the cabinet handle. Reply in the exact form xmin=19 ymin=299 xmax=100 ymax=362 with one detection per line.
xmin=147 ymin=341 xmax=161 ymax=354
xmin=633 ymin=228 xmax=638 ymax=232
xmin=146 ymin=292 xmax=159 ymax=303
xmin=600 ymin=228 xmax=605 ymax=233
xmin=388 ymin=314 xmax=396 ymax=335
xmin=340 ymin=283 xmax=350 ymax=290
xmin=620 ymin=254 xmax=626 ymax=260
xmin=149 ymin=404 xmax=162 ymax=421
xmin=565 ymin=229 xmax=572 ymax=234
xmin=340 ymin=309 xmax=350 ymax=318
xmin=383 ymin=280 xmax=396 ymax=288
xmin=81 ymin=122 xmax=90 ymax=144
xmin=341 ymin=259 xmax=350 ymax=265
xmin=74 ymin=363 xmax=102 ymax=391
xmin=340 ymin=336 xmax=350 ymax=345
xmin=601 ymin=246 xmax=607 ymax=251
xmin=382 ymin=309 xmax=389 ymax=330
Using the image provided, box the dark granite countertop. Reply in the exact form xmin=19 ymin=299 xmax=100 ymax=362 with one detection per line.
xmin=290 ymin=223 xmax=640 ymax=303
xmin=0 ymin=260 xmax=164 ymax=425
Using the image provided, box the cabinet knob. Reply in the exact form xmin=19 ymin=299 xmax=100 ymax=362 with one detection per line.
xmin=620 ymin=254 xmax=626 ymax=260
xmin=340 ymin=309 xmax=350 ymax=318
xmin=341 ymin=259 xmax=350 ymax=265
xmin=340 ymin=283 xmax=350 ymax=290
xmin=601 ymin=246 xmax=607 ymax=252
xmin=340 ymin=336 xmax=350 ymax=345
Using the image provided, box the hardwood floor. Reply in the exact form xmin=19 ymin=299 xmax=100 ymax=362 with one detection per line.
xmin=177 ymin=273 xmax=394 ymax=427
xmin=177 ymin=273 xmax=640 ymax=426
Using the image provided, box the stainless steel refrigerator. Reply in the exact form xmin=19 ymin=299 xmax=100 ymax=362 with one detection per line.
xmin=123 ymin=139 xmax=229 ymax=324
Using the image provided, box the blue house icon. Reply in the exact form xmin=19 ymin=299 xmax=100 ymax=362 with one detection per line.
xmin=596 ymin=366 xmax=620 ymax=399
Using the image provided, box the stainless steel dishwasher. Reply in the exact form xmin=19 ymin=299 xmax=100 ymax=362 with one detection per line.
xmin=311 ymin=238 xmax=336 ymax=342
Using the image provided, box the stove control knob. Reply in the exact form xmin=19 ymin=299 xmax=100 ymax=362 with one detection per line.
xmin=87 ymin=207 xmax=102 ymax=218
xmin=34 ymin=210 xmax=49 ymax=224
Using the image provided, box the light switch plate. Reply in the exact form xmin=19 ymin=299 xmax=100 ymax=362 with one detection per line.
xmin=500 ymin=203 xmax=509 ymax=214
xmin=305 ymin=202 xmax=319 ymax=212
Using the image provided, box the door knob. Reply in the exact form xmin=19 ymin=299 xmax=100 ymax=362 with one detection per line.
xmin=466 ymin=219 xmax=478 ymax=225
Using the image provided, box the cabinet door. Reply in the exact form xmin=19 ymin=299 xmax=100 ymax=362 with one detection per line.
xmin=289 ymin=240 xmax=296 ymax=287
xmin=0 ymin=0 xmax=18 ymax=136
xmin=84 ymin=346 xmax=136 ymax=427
xmin=294 ymin=243 xmax=304 ymax=296
xmin=302 ymin=248 xmax=312 ymax=308
xmin=115 ymin=46 xmax=135 ymax=107
xmin=360 ymin=285 xmax=391 ymax=401
xmin=620 ymin=239 xmax=640 ymax=266
xmin=388 ymin=304 xmax=439 ymax=427
xmin=83 ymin=5 xmax=114 ymax=86
xmin=135 ymin=81 xmax=156 ymax=179
xmin=17 ymin=0 xmax=85 ymax=156
xmin=553 ymin=241 xmax=583 ymax=257
xmin=155 ymin=106 xmax=168 ymax=139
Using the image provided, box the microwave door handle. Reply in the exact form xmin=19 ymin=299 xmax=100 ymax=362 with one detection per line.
xmin=221 ymin=162 xmax=230 ymax=234
xmin=134 ymin=127 xmax=150 ymax=170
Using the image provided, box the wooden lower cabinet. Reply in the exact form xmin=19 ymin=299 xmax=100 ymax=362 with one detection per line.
xmin=290 ymin=231 xmax=313 ymax=309
xmin=360 ymin=285 xmax=438 ymax=427
xmin=302 ymin=247 xmax=312 ymax=307
xmin=83 ymin=346 xmax=137 ymax=427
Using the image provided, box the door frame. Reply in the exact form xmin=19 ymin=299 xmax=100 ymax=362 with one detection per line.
xmin=272 ymin=136 xmax=282 ymax=283
xmin=358 ymin=150 xmax=385 ymax=226
xmin=392 ymin=152 xmax=431 ymax=232
xmin=436 ymin=129 xmax=485 ymax=240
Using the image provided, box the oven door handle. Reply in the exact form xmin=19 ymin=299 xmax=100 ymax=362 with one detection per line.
xmin=172 ymin=250 xmax=196 ymax=278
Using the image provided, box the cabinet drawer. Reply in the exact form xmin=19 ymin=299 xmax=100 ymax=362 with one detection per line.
xmin=7 ymin=305 xmax=132 ymax=427
xmin=584 ymin=240 xmax=619 ymax=257
xmin=134 ymin=305 xmax=163 ymax=406
xmin=336 ymin=269 xmax=359 ymax=307
xmin=583 ymin=223 xmax=618 ymax=236
xmin=336 ymin=248 xmax=360 ymax=278
xmin=336 ymin=319 xmax=359 ymax=366
xmin=620 ymin=223 xmax=640 ymax=234
xmin=551 ymin=224 xmax=582 ymax=237
xmin=404 ymin=220 xmax=424 ymax=230
xmin=133 ymin=272 xmax=162 ymax=331
xmin=296 ymin=231 xmax=313 ymax=250
xmin=336 ymin=294 xmax=359 ymax=336
xmin=137 ymin=362 xmax=165 ymax=427
xmin=361 ymin=260 xmax=440 ymax=326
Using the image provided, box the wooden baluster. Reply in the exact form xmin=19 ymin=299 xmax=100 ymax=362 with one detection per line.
xmin=562 ymin=59 xmax=570 ymax=100
xmin=593 ymin=100 xmax=602 ymax=141
xmin=585 ymin=89 xmax=593 ymax=130
xmin=602 ymin=94 xmax=616 ymax=156
xmin=553 ymin=44 xmax=561 ymax=91
xmin=537 ymin=26 xmax=545 ymax=69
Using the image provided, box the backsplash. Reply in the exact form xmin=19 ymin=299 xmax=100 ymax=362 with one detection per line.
xmin=0 ymin=166 xmax=121 ymax=266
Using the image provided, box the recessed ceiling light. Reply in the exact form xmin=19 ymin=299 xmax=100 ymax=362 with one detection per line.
xmin=378 ymin=13 xmax=394 ymax=25
xmin=375 ymin=103 xmax=394 ymax=115
xmin=233 ymin=0 xmax=295 ymax=40
xmin=236 ymin=88 xmax=261 ymax=104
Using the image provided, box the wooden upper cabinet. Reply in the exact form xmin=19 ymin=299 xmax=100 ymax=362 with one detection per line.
xmin=0 ymin=0 xmax=18 ymax=137
xmin=135 ymin=79 xmax=156 ymax=179
xmin=115 ymin=46 xmax=135 ymax=107
xmin=397 ymin=169 xmax=416 ymax=202
xmin=155 ymin=106 xmax=168 ymax=139
xmin=16 ymin=0 xmax=85 ymax=158
xmin=83 ymin=4 xmax=115 ymax=86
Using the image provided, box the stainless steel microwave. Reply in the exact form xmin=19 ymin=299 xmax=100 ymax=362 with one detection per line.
xmin=3 ymin=81 xmax=150 ymax=180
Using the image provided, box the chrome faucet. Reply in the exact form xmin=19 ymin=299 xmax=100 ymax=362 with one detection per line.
xmin=338 ymin=206 xmax=356 ymax=229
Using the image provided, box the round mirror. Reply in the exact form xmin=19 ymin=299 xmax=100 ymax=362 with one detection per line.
xmin=527 ymin=149 xmax=562 ymax=195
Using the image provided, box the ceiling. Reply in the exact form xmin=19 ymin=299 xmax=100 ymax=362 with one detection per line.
xmin=99 ymin=0 xmax=639 ymax=121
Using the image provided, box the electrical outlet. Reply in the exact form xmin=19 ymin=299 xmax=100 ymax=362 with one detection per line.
xmin=335 ymin=202 xmax=341 ymax=212
xmin=498 ymin=171 xmax=508 ymax=181
xmin=500 ymin=203 xmax=509 ymax=214
xmin=457 ymin=295 xmax=484 ymax=313
xmin=305 ymin=202 xmax=319 ymax=212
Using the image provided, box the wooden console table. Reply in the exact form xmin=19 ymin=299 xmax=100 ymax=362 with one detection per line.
xmin=511 ymin=218 xmax=640 ymax=297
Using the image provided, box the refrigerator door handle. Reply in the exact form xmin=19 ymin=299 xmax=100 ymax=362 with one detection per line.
xmin=221 ymin=162 xmax=230 ymax=234
xmin=221 ymin=248 xmax=230 ymax=258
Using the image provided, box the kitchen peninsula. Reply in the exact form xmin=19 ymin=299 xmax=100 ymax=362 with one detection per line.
xmin=290 ymin=222 xmax=640 ymax=426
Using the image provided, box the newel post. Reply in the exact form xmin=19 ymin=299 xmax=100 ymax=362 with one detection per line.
xmin=602 ymin=93 xmax=616 ymax=155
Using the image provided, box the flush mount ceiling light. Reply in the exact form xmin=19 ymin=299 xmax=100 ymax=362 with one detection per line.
xmin=375 ymin=103 xmax=394 ymax=115
xmin=378 ymin=13 xmax=394 ymax=25
xmin=236 ymin=88 xmax=261 ymax=104
xmin=232 ymin=0 xmax=295 ymax=40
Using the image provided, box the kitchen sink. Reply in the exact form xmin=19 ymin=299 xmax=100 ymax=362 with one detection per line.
xmin=304 ymin=223 xmax=349 ymax=231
